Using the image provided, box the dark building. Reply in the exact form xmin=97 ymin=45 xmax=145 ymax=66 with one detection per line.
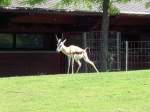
xmin=0 ymin=2 xmax=150 ymax=75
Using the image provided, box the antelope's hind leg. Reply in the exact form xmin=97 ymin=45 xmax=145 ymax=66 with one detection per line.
xmin=67 ymin=57 xmax=71 ymax=74
xmin=71 ymin=58 xmax=75 ymax=74
xmin=83 ymin=56 xmax=99 ymax=73
xmin=75 ymin=60 xmax=82 ymax=73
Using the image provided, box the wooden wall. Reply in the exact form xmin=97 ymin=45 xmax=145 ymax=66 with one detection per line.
xmin=0 ymin=52 xmax=64 ymax=76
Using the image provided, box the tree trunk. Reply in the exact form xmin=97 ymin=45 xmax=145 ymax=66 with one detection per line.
xmin=100 ymin=0 xmax=110 ymax=71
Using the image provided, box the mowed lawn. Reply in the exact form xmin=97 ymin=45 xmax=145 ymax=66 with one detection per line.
xmin=0 ymin=70 xmax=150 ymax=112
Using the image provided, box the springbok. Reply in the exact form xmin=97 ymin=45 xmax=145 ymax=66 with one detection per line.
xmin=56 ymin=35 xmax=99 ymax=74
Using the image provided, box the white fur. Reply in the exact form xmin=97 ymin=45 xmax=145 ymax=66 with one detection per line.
xmin=56 ymin=37 xmax=99 ymax=74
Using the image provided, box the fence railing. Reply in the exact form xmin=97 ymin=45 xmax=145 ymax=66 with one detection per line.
xmin=122 ymin=41 xmax=150 ymax=71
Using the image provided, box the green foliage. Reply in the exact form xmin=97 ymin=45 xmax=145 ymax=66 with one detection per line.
xmin=0 ymin=70 xmax=150 ymax=112
xmin=145 ymin=1 xmax=150 ymax=8
xmin=0 ymin=0 xmax=11 ymax=6
xmin=56 ymin=0 xmax=103 ymax=11
xmin=19 ymin=0 xmax=47 ymax=6
xmin=112 ymin=0 xmax=130 ymax=3
xmin=109 ymin=1 xmax=120 ymax=15
xmin=56 ymin=0 xmax=131 ymax=14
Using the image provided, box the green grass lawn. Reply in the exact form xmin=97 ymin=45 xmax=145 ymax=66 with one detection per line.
xmin=0 ymin=70 xmax=150 ymax=112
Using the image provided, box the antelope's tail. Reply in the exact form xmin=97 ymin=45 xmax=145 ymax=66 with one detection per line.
xmin=84 ymin=47 xmax=91 ymax=54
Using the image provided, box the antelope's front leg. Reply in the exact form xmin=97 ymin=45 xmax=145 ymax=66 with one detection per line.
xmin=67 ymin=57 xmax=71 ymax=74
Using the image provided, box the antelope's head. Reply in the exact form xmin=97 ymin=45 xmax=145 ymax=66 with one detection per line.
xmin=55 ymin=34 xmax=67 ymax=52
xmin=56 ymin=39 xmax=67 ymax=52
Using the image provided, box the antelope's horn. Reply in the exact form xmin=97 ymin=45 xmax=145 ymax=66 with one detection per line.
xmin=55 ymin=35 xmax=59 ymax=41
xmin=63 ymin=38 xmax=67 ymax=43
xmin=61 ymin=33 xmax=64 ymax=40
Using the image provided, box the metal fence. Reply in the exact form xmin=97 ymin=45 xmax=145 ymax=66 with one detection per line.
xmin=63 ymin=32 xmax=150 ymax=73
xmin=85 ymin=31 xmax=121 ymax=72
xmin=84 ymin=33 xmax=150 ymax=71
xmin=122 ymin=41 xmax=150 ymax=70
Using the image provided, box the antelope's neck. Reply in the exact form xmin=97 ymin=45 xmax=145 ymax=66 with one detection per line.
xmin=61 ymin=46 xmax=70 ymax=56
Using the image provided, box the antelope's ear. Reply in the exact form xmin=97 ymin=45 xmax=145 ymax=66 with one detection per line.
xmin=63 ymin=39 xmax=67 ymax=43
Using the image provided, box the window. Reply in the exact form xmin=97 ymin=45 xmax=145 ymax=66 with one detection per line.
xmin=16 ymin=34 xmax=44 ymax=50
xmin=0 ymin=33 xmax=56 ymax=51
xmin=0 ymin=34 xmax=13 ymax=49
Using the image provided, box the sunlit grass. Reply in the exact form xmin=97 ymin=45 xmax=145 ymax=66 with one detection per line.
xmin=0 ymin=70 xmax=150 ymax=112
